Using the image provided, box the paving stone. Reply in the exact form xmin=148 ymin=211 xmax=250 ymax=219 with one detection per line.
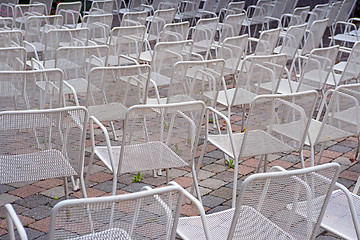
xmin=201 ymin=163 xmax=228 ymax=173
xmin=196 ymin=156 xmax=217 ymax=165
xmin=338 ymin=139 xmax=358 ymax=148
xmin=328 ymin=145 xmax=352 ymax=153
xmin=15 ymin=195 xmax=52 ymax=208
xmin=168 ymin=168 xmax=188 ymax=178
xmin=279 ymin=154 xmax=301 ymax=163
xmin=32 ymin=179 xmax=63 ymax=189
xmin=269 ymin=160 xmax=294 ymax=169
xmin=0 ymin=185 xmax=15 ymax=195
xmin=8 ymin=185 xmax=43 ymax=198
xmin=212 ymin=171 xmax=235 ymax=182
xmin=173 ymin=177 xmax=194 ymax=189
xmin=22 ymin=205 xmax=52 ymax=221
xmin=93 ymin=181 xmax=125 ymax=193
xmin=206 ymin=205 xmax=231 ymax=214
xmin=348 ymin=163 xmax=360 ymax=173
xmin=28 ymin=217 xmax=50 ymax=233
xmin=337 ymin=178 xmax=355 ymax=189
xmin=226 ymin=179 xmax=243 ymax=190
xmin=181 ymin=203 xmax=209 ymax=217
xmin=210 ymin=187 xmax=233 ymax=199
xmin=334 ymin=156 xmax=354 ymax=166
xmin=122 ymin=182 xmax=149 ymax=193
xmin=339 ymin=170 xmax=359 ymax=181
xmin=201 ymin=195 xmax=226 ymax=208
xmin=199 ymin=178 xmax=226 ymax=190
xmin=40 ymin=186 xmax=65 ymax=199
xmin=185 ymin=186 xmax=212 ymax=197
xmin=0 ymin=194 xmax=21 ymax=206
xmin=117 ymin=173 xmax=135 ymax=185
xmin=6 ymin=181 xmax=36 ymax=188
xmin=0 ymin=228 xmax=45 ymax=240
xmin=72 ymin=188 xmax=105 ymax=198
xmin=88 ymin=172 xmax=113 ymax=183
xmin=185 ymin=169 xmax=215 ymax=180
xmin=229 ymin=165 xmax=256 ymax=176
xmin=205 ymin=150 xmax=225 ymax=159
xmin=141 ymin=175 xmax=167 ymax=186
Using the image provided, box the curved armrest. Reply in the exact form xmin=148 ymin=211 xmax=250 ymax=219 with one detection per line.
xmin=5 ymin=204 xmax=28 ymax=240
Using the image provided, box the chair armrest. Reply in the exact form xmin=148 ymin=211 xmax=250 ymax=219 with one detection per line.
xmin=5 ymin=204 xmax=28 ymax=240
xmin=148 ymin=79 xmax=161 ymax=104
xmin=23 ymin=40 xmax=40 ymax=61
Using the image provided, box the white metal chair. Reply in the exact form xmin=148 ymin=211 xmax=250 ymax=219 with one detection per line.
xmin=55 ymin=1 xmax=82 ymax=29
xmin=30 ymin=0 xmax=52 ymax=15
xmin=241 ymin=0 xmax=269 ymax=37
xmin=0 ymin=30 xmax=23 ymax=47
xmin=84 ymin=64 xmax=151 ymax=139
xmin=334 ymin=0 xmax=357 ymax=23
xmin=306 ymin=84 xmax=360 ymax=166
xmin=280 ymin=6 xmax=310 ymax=32
xmin=174 ymin=0 xmax=201 ymax=24
xmin=299 ymin=18 xmax=328 ymax=56
xmin=326 ymin=1 xmax=342 ymax=35
xmin=178 ymin=162 xmax=340 ymax=239
xmin=107 ymin=25 xmax=146 ymax=65
xmin=0 ymin=69 xmax=65 ymax=111
xmin=146 ymin=8 xmax=177 ymax=43
xmin=330 ymin=18 xmax=360 ymax=46
xmin=200 ymin=91 xmax=318 ymax=206
xmin=86 ymin=0 xmax=114 ymax=15
xmin=147 ymin=59 xmax=226 ymax=106
xmin=120 ymin=10 xmax=147 ymax=26
xmin=217 ymin=13 xmax=245 ymax=45
xmin=0 ymin=16 xmax=14 ymax=29
xmin=88 ymin=101 xmax=206 ymax=196
xmin=13 ymin=3 xmax=47 ymax=30
xmin=80 ymin=14 xmax=113 ymax=44
xmin=248 ymin=27 xmax=281 ymax=56
xmin=306 ymin=3 xmax=329 ymax=30
xmin=159 ymin=21 xmax=190 ymax=42
xmin=0 ymin=106 xmax=88 ymax=198
xmin=0 ymin=47 xmax=26 ymax=71
xmin=6 ymin=181 xmax=185 ymax=240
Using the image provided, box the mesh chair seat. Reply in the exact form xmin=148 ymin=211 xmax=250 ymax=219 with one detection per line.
xmin=94 ymin=141 xmax=188 ymax=173
xmin=88 ymin=103 xmax=127 ymax=122
xmin=139 ymin=51 xmax=152 ymax=63
xmin=150 ymin=72 xmax=171 ymax=86
xmin=216 ymin=88 xmax=257 ymax=107
xmin=69 ymin=228 xmax=131 ymax=240
xmin=208 ymin=130 xmax=297 ymax=159
xmin=178 ymin=205 xmax=296 ymax=240
xmin=0 ymin=149 xmax=76 ymax=184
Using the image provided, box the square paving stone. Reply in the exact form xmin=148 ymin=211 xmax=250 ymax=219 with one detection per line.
xmin=0 ymin=194 xmax=20 ymax=206
xmin=205 ymin=150 xmax=225 ymax=159
xmin=185 ymin=169 xmax=215 ymax=180
xmin=122 ymin=182 xmax=149 ymax=193
xmin=201 ymin=195 xmax=226 ymax=208
xmin=210 ymin=187 xmax=233 ymax=199
xmin=328 ymin=145 xmax=352 ymax=153
xmin=40 ymin=186 xmax=65 ymax=199
xmin=226 ymin=179 xmax=243 ymax=190
xmin=0 ymin=185 xmax=15 ymax=195
xmin=199 ymin=178 xmax=226 ymax=190
xmin=0 ymin=228 xmax=45 ymax=240
xmin=279 ymin=154 xmax=301 ymax=163
xmin=201 ymin=163 xmax=228 ymax=173
xmin=337 ymin=177 xmax=355 ymax=189
xmin=93 ymin=181 xmax=126 ymax=193
xmin=15 ymin=195 xmax=52 ymax=208
xmin=206 ymin=205 xmax=231 ymax=214
xmin=22 ymin=205 xmax=52 ymax=221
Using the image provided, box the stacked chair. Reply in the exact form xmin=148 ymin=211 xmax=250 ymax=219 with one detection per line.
xmin=2 ymin=0 xmax=360 ymax=239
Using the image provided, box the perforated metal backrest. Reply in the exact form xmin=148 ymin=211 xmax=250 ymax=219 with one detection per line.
xmin=298 ymin=45 xmax=339 ymax=92
xmin=217 ymin=34 xmax=248 ymax=74
xmin=121 ymin=11 xmax=147 ymax=26
xmin=0 ymin=30 xmax=23 ymax=47
xmin=339 ymin=41 xmax=360 ymax=85
xmin=278 ymin=23 xmax=307 ymax=60
xmin=214 ymin=0 xmax=230 ymax=14
xmin=0 ymin=69 xmax=64 ymax=110
xmin=226 ymin=1 xmax=245 ymax=15
xmin=301 ymin=18 xmax=328 ymax=55
xmin=48 ymin=183 xmax=185 ymax=240
xmin=326 ymin=1 xmax=342 ymax=27
xmin=192 ymin=17 xmax=219 ymax=54
xmin=30 ymin=0 xmax=52 ymax=15
xmin=24 ymin=15 xmax=63 ymax=43
xmin=254 ymin=28 xmax=280 ymax=56
xmin=219 ymin=13 xmax=245 ymax=44
xmin=307 ymin=3 xmax=329 ymax=29
xmin=109 ymin=25 xmax=145 ymax=60
xmin=228 ymin=163 xmax=340 ymax=239
xmin=56 ymin=2 xmax=82 ymax=27
xmin=147 ymin=8 xmax=176 ymax=42
xmin=282 ymin=0 xmax=298 ymax=14
xmin=86 ymin=65 xmax=151 ymax=110
xmin=14 ymin=4 xmax=46 ymax=27
xmin=55 ymin=45 xmax=109 ymax=80
xmin=119 ymin=101 xmax=206 ymax=174
xmin=336 ymin=0 xmax=355 ymax=22
xmin=160 ymin=21 xmax=190 ymax=42
xmin=89 ymin=0 xmax=114 ymax=14
xmin=81 ymin=14 xmax=113 ymax=39
xmin=288 ymin=6 xmax=310 ymax=27
xmin=167 ymin=59 xmax=225 ymax=106
xmin=0 ymin=47 xmax=26 ymax=71
xmin=269 ymin=0 xmax=286 ymax=19
xmin=0 ymin=106 xmax=88 ymax=184
xmin=0 ymin=17 xmax=14 ymax=29
xmin=236 ymin=54 xmax=288 ymax=97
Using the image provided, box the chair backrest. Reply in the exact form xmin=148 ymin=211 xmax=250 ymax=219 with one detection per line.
xmin=236 ymin=54 xmax=288 ymax=99
xmin=338 ymin=42 xmax=360 ymax=85
xmin=217 ymin=34 xmax=248 ymax=75
xmin=121 ymin=11 xmax=147 ymax=26
xmin=326 ymin=1 xmax=342 ymax=27
xmin=0 ymin=30 xmax=23 ymax=47
xmin=47 ymin=183 xmax=184 ymax=239
xmin=301 ymin=18 xmax=328 ymax=55
xmin=218 ymin=13 xmax=245 ymax=44
xmin=109 ymin=25 xmax=145 ymax=61
xmin=127 ymin=0 xmax=147 ymax=11
xmin=254 ymin=28 xmax=281 ymax=56
xmin=0 ymin=17 xmax=14 ymax=29
xmin=191 ymin=17 xmax=219 ymax=56
xmin=228 ymin=163 xmax=340 ymax=239
xmin=214 ymin=0 xmax=230 ymax=14
xmin=14 ymin=4 xmax=46 ymax=28
xmin=55 ymin=45 xmax=109 ymax=80
xmin=151 ymin=40 xmax=194 ymax=86
xmin=0 ymin=47 xmax=26 ymax=71
xmin=336 ymin=0 xmax=356 ymax=22
xmin=167 ymin=59 xmax=225 ymax=107
xmin=147 ymin=8 xmax=177 ymax=42
xmin=89 ymin=0 xmax=114 ymax=14
xmin=278 ymin=23 xmax=307 ymax=60
xmin=315 ymin=84 xmax=360 ymax=145
xmin=119 ymin=101 xmax=206 ymax=174
xmin=201 ymin=0 xmax=217 ymax=12
xmin=0 ymin=106 xmax=88 ymax=184
xmin=288 ymin=6 xmax=310 ymax=27
xmin=81 ymin=14 xmax=113 ymax=40
xmin=0 ymin=69 xmax=65 ymax=110
xmin=86 ymin=65 xmax=151 ymax=117
xmin=269 ymin=0 xmax=286 ymax=19
xmin=239 ymin=91 xmax=318 ymax=158
xmin=160 ymin=21 xmax=190 ymax=42
xmin=56 ymin=2 xmax=82 ymax=28
xmin=158 ymin=0 xmax=181 ymax=10
xmin=297 ymin=45 xmax=339 ymax=92
xmin=24 ymin=15 xmax=63 ymax=43
xmin=307 ymin=3 xmax=329 ymax=29
xmin=282 ymin=0 xmax=298 ymax=14
xmin=30 ymin=0 xmax=52 ymax=15
xmin=225 ymin=1 xmax=245 ymax=15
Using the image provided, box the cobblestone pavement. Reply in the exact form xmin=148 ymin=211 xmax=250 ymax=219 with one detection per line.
xmin=0 ymin=102 xmax=357 ymax=239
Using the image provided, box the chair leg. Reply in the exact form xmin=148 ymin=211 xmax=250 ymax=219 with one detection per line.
xmin=64 ymin=177 xmax=69 ymax=199
xmin=263 ymin=154 xmax=268 ymax=172
xmin=85 ymin=152 xmax=95 ymax=188
xmin=256 ymin=155 xmax=264 ymax=173
xmin=189 ymin=138 xmax=208 ymax=197
xmin=300 ymin=150 xmax=305 ymax=168
xmin=316 ymin=142 xmax=326 ymax=165
xmin=310 ymin=145 xmax=315 ymax=167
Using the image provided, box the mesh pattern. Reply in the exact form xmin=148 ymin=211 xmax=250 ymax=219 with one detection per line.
xmin=242 ymin=92 xmax=317 ymax=156
xmin=167 ymin=59 xmax=225 ymax=107
xmin=89 ymin=0 xmax=114 ymax=14
xmin=301 ymin=19 xmax=328 ymax=55
xmin=297 ymin=46 xmax=339 ymax=91
xmin=231 ymin=166 xmax=339 ymax=239
xmin=0 ymin=107 xmax=87 ymax=184
xmin=0 ymin=17 xmax=14 ymax=29
xmin=121 ymin=11 xmax=147 ymax=27
xmin=254 ymin=28 xmax=280 ymax=56
xmin=288 ymin=7 xmax=310 ymax=27
xmin=147 ymin=9 xmax=176 ymax=42
xmin=85 ymin=65 xmax=150 ymax=121
xmin=108 ymin=25 xmax=145 ymax=63
xmin=0 ymin=30 xmax=23 ymax=47
xmin=117 ymin=102 xmax=205 ymax=174
xmin=192 ymin=17 xmax=218 ymax=55
xmin=0 ymin=69 xmax=64 ymax=110
xmin=278 ymin=24 xmax=307 ymax=60
xmin=56 ymin=2 xmax=82 ymax=28
xmin=218 ymin=13 xmax=245 ymax=44
xmin=306 ymin=4 xmax=329 ymax=30
xmin=52 ymin=188 xmax=182 ymax=240
xmin=14 ymin=4 xmax=46 ymax=28
xmin=0 ymin=47 xmax=26 ymax=71
xmin=81 ymin=14 xmax=113 ymax=41
xmin=160 ymin=22 xmax=190 ymax=42
xmin=338 ymin=41 xmax=360 ymax=85
xmin=24 ymin=15 xmax=63 ymax=44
